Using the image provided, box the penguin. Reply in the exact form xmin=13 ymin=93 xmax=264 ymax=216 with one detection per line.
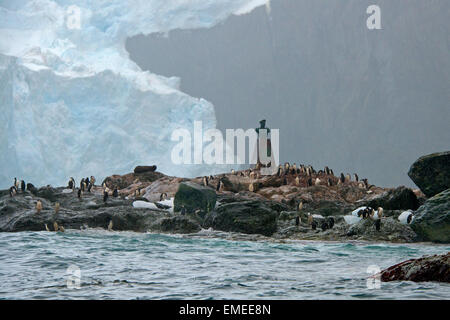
xmin=202 ymin=176 xmax=208 ymax=186
xmin=85 ymin=177 xmax=90 ymax=186
xmin=340 ymin=173 xmax=345 ymax=184
xmin=314 ymin=178 xmax=321 ymax=186
xmin=249 ymin=183 xmax=255 ymax=192
xmin=36 ymin=200 xmax=43 ymax=214
xmin=59 ymin=226 xmax=65 ymax=232
xmin=160 ymin=193 xmax=167 ymax=201
xmin=324 ymin=166 xmax=330 ymax=175
xmin=108 ymin=220 xmax=113 ymax=231
xmin=277 ymin=166 xmax=283 ymax=177
xmin=90 ymin=176 xmax=96 ymax=186
xmin=407 ymin=213 xmax=413 ymax=224
xmin=20 ymin=180 xmax=25 ymax=192
xmin=55 ymin=202 xmax=60 ymax=214
xmin=9 ymin=186 xmax=17 ymax=197
xmin=298 ymin=201 xmax=303 ymax=211
xmin=295 ymin=176 xmax=300 ymax=186
xmin=307 ymin=178 xmax=313 ymax=187
xmin=103 ymin=190 xmax=109 ymax=203
xmin=327 ymin=178 xmax=332 ymax=187
xmin=283 ymin=177 xmax=288 ymax=185
xmin=249 ymin=171 xmax=256 ymax=179
xmin=53 ymin=221 xmax=59 ymax=232
xmin=307 ymin=213 xmax=313 ymax=225
xmin=295 ymin=216 xmax=300 ymax=226
xmin=321 ymin=221 xmax=329 ymax=231
xmin=87 ymin=183 xmax=92 ymax=193
xmin=311 ymin=220 xmax=317 ymax=230
xmin=68 ymin=179 xmax=74 ymax=190
xmin=112 ymin=188 xmax=118 ymax=198
xmin=14 ymin=178 xmax=17 ymax=188
xmin=330 ymin=169 xmax=334 ymax=176
xmin=362 ymin=178 xmax=369 ymax=189
xmin=345 ymin=173 xmax=351 ymax=182
xmin=77 ymin=188 xmax=82 ymax=199
xmin=327 ymin=217 xmax=335 ymax=229
xmin=354 ymin=173 xmax=359 ymax=182
xmin=216 ymin=180 xmax=221 ymax=191
xmin=375 ymin=219 xmax=381 ymax=231
xmin=45 ymin=224 xmax=50 ymax=232
xmin=377 ymin=207 xmax=384 ymax=219
xmin=231 ymin=169 xmax=236 ymax=175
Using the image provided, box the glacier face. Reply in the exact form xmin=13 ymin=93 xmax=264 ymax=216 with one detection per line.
xmin=0 ymin=0 xmax=266 ymax=188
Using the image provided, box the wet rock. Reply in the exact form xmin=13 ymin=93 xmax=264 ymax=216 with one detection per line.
xmin=408 ymin=151 xmax=450 ymax=197
xmin=150 ymin=216 xmax=201 ymax=234
xmin=411 ymin=188 xmax=450 ymax=243
xmin=379 ymin=252 xmax=450 ymax=283
xmin=204 ymin=200 xmax=278 ymax=236
xmin=173 ymin=181 xmax=216 ymax=214
xmin=346 ymin=217 xmax=417 ymax=242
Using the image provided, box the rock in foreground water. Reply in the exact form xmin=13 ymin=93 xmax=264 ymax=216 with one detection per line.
xmin=379 ymin=252 xmax=450 ymax=283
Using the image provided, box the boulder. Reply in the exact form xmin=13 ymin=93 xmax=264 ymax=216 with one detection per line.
xmin=362 ymin=186 xmax=419 ymax=210
xmin=173 ymin=181 xmax=216 ymax=213
xmin=346 ymin=217 xmax=417 ymax=242
xmin=134 ymin=165 xmax=157 ymax=174
xmin=411 ymin=188 xmax=450 ymax=243
xmin=203 ymin=200 xmax=277 ymax=236
xmin=32 ymin=186 xmax=58 ymax=202
xmin=408 ymin=151 xmax=450 ymax=197
xmin=150 ymin=216 xmax=201 ymax=234
xmin=379 ymin=252 xmax=450 ymax=282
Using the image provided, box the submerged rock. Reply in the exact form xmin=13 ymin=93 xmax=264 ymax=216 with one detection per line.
xmin=204 ymin=200 xmax=277 ymax=236
xmin=411 ymin=188 xmax=450 ymax=243
xmin=379 ymin=252 xmax=450 ymax=283
xmin=408 ymin=151 xmax=450 ymax=197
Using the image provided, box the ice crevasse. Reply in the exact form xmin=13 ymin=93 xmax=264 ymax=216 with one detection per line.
xmin=0 ymin=0 xmax=269 ymax=188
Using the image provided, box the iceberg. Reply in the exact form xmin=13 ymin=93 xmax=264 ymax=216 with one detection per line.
xmin=0 ymin=0 xmax=266 ymax=189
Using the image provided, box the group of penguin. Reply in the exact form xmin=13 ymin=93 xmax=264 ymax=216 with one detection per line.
xmin=9 ymin=178 xmax=32 ymax=197
xmin=272 ymin=162 xmax=369 ymax=189
xmin=294 ymin=201 xmax=335 ymax=231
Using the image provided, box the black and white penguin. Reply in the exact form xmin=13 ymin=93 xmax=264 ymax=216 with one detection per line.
xmin=283 ymin=177 xmax=288 ymax=185
xmin=340 ymin=173 xmax=345 ymax=184
xmin=354 ymin=173 xmax=359 ymax=182
xmin=90 ymin=176 xmax=96 ymax=186
xmin=321 ymin=221 xmax=329 ymax=231
xmin=202 ymin=176 xmax=209 ymax=187
xmin=20 ymin=180 xmax=25 ymax=192
xmin=14 ymin=178 xmax=17 ymax=189
xmin=85 ymin=177 xmax=90 ymax=186
xmin=407 ymin=213 xmax=413 ymax=224
xmin=9 ymin=186 xmax=17 ymax=197
xmin=216 ymin=180 xmax=221 ymax=191
xmin=112 ymin=188 xmax=118 ymax=197
xmin=103 ymin=190 xmax=108 ymax=203
xmin=160 ymin=192 xmax=167 ymax=201
xmin=307 ymin=177 xmax=313 ymax=187
xmin=327 ymin=178 xmax=333 ymax=187
xmin=26 ymin=183 xmax=35 ymax=192
xmin=375 ymin=219 xmax=381 ymax=231
xmin=362 ymin=178 xmax=369 ymax=189
xmin=77 ymin=188 xmax=82 ymax=199
xmin=87 ymin=183 xmax=92 ymax=193
xmin=327 ymin=217 xmax=335 ymax=229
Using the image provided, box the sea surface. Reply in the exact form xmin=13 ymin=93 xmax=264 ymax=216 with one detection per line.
xmin=0 ymin=230 xmax=449 ymax=299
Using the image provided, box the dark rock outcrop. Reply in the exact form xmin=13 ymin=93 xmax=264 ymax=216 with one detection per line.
xmin=379 ymin=252 xmax=450 ymax=283
xmin=150 ymin=216 xmax=201 ymax=234
xmin=408 ymin=151 xmax=450 ymax=197
xmin=411 ymin=188 xmax=450 ymax=243
xmin=362 ymin=186 xmax=420 ymax=210
xmin=204 ymin=200 xmax=277 ymax=236
xmin=346 ymin=217 xmax=417 ymax=242
xmin=174 ymin=181 xmax=216 ymax=213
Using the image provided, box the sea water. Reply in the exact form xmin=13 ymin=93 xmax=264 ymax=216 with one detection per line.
xmin=0 ymin=230 xmax=449 ymax=299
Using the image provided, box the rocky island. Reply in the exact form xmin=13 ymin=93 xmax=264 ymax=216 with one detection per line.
xmin=1 ymin=152 xmax=448 ymax=246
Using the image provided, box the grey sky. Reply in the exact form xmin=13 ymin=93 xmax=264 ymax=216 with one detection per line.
xmin=126 ymin=0 xmax=450 ymax=187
